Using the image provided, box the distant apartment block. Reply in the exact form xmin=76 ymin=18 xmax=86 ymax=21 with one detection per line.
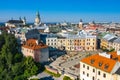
xmin=5 ymin=18 xmax=26 ymax=28
xmin=15 ymin=28 xmax=40 ymax=44
xmin=46 ymin=30 xmax=97 ymax=51
xmin=101 ymin=34 xmax=120 ymax=51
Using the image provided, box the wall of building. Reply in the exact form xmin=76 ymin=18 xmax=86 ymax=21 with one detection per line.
xmin=22 ymin=47 xmax=49 ymax=63
xmin=46 ymin=36 xmax=96 ymax=51
xmin=80 ymin=62 xmax=115 ymax=80
xmin=21 ymin=47 xmax=35 ymax=59
xmin=40 ymin=48 xmax=49 ymax=63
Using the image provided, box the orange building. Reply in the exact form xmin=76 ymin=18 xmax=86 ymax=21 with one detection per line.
xmin=22 ymin=39 xmax=49 ymax=63
xmin=80 ymin=51 xmax=120 ymax=80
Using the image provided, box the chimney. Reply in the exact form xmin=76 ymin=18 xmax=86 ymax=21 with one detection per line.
xmin=99 ymin=52 xmax=111 ymax=58
xmin=117 ymin=50 xmax=120 ymax=55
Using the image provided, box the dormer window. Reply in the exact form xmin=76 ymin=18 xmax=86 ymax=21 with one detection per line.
xmin=90 ymin=59 xmax=95 ymax=64
xmin=98 ymin=61 xmax=103 ymax=67
xmin=104 ymin=64 xmax=109 ymax=70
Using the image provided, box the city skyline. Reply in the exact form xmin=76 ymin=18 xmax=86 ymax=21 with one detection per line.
xmin=0 ymin=0 xmax=120 ymax=22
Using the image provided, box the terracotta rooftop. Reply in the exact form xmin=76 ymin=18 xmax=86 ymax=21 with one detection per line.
xmin=81 ymin=54 xmax=117 ymax=73
xmin=22 ymin=39 xmax=48 ymax=50
xmin=108 ymin=51 xmax=120 ymax=62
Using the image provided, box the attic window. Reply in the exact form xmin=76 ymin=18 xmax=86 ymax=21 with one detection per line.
xmin=104 ymin=64 xmax=109 ymax=70
xmin=98 ymin=61 xmax=103 ymax=67
xmin=90 ymin=59 xmax=95 ymax=64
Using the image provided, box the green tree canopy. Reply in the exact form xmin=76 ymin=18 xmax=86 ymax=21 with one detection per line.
xmin=0 ymin=32 xmax=40 ymax=80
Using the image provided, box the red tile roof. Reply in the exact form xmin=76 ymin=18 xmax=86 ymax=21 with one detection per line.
xmin=108 ymin=51 xmax=120 ymax=62
xmin=81 ymin=54 xmax=117 ymax=73
xmin=22 ymin=39 xmax=48 ymax=50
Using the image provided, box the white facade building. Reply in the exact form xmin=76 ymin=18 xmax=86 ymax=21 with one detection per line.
xmin=80 ymin=52 xmax=120 ymax=80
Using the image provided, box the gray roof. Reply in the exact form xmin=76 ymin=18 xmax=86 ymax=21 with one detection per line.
xmin=7 ymin=20 xmax=23 ymax=24
xmin=113 ymin=37 xmax=120 ymax=43
xmin=115 ymin=67 xmax=120 ymax=75
xmin=108 ymin=37 xmax=117 ymax=42
xmin=103 ymin=34 xmax=116 ymax=41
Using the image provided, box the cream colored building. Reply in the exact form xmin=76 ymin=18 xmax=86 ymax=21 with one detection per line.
xmin=46 ymin=30 xmax=96 ymax=51
xmin=80 ymin=51 xmax=120 ymax=80
xmin=46 ymin=37 xmax=58 ymax=50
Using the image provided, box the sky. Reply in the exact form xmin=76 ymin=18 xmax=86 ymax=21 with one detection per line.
xmin=0 ymin=0 xmax=120 ymax=23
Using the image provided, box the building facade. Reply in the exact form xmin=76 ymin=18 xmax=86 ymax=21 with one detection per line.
xmin=46 ymin=30 xmax=97 ymax=51
xmin=80 ymin=51 xmax=120 ymax=80
xmin=5 ymin=18 xmax=26 ymax=28
xmin=21 ymin=39 xmax=49 ymax=63
xmin=100 ymin=34 xmax=116 ymax=49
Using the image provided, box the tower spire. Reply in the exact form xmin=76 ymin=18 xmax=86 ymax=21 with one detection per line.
xmin=79 ymin=19 xmax=83 ymax=30
xmin=34 ymin=11 xmax=41 ymax=26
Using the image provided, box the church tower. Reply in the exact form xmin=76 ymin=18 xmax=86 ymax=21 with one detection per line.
xmin=79 ymin=19 xmax=83 ymax=30
xmin=22 ymin=17 xmax=26 ymax=25
xmin=34 ymin=11 xmax=41 ymax=26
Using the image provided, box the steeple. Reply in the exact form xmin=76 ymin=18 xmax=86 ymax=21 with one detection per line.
xmin=19 ymin=17 xmax=22 ymax=21
xmin=22 ymin=17 xmax=26 ymax=25
xmin=34 ymin=11 xmax=41 ymax=26
xmin=36 ymin=11 xmax=40 ymax=18
xmin=80 ymin=19 xmax=82 ymax=22
xmin=79 ymin=19 xmax=83 ymax=30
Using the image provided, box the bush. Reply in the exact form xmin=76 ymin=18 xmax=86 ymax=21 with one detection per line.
xmin=63 ymin=76 xmax=72 ymax=80
xmin=44 ymin=69 xmax=61 ymax=77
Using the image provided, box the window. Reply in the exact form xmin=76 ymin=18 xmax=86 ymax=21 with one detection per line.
xmin=83 ymin=64 xmax=85 ymax=68
xmin=98 ymin=71 xmax=100 ymax=75
xmin=87 ymin=66 xmax=89 ymax=70
xmin=103 ymin=73 xmax=106 ymax=78
xmin=83 ymin=71 xmax=85 ymax=75
xmin=93 ymin=69 xmax=95 ymax=72
xmin=87 ymin=73 xmax=89 ymax=77
xmin=92 ymin=77 xmax=95 ymax=80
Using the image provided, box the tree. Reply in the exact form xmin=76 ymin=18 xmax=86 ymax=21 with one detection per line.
xmin=23 ymin=57 xmax=38 ymax=78
xmin=63 ymin=76 xmax=72 ymax=80
xmin=0 ymin=33 xmax=40 ymax=80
